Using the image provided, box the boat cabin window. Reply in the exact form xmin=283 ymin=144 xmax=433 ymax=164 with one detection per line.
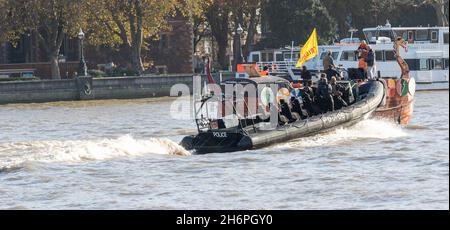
xmin=379 ymin=30 xmax=394 ymax=39
xmin=267 ymin=53 xmax=274 ymax=62
xmin=407 ymin=58 xmax=449 ymax=71
xmin=260 ymin=52 xmax=274 ymax=62
xmin=320 ymin=51 xmax=339 ymax=60
xmin=365 ymin=29 xmax=397 ymax=44
xmin=364 ymin=30 xmax=376 ymax=43
xmin=444 ymin=33 xmax=449 ymax=44
xmin=283 ymin=52 xmax=297 ymax=61
xmin=431 ymin=30 xmax=438 ymax=43
xmin=432 ymin=59 xmax=443 ymax=70
xmin=408 ymin=31 xmax=414 ymax=43
xmin=252 ymin=54 xmax=260 ymax=62
xmin=288 ymin=53 xmax=300 ymax=60
xmin=332 ymin=52 xmax=339 ymax=60
xmin=275 ymin=53 xmax=283 ymax=62
xmin=385 ymin=51 xmax=396 ymax=61
xmin=394 ymin=30 xmax=408 ymax=40
xmin=415 ymin=29 xmax=429 ymax=41
xmin=405 ymin=59 xmax=419 ymax=71
xmin=420 ymin=59 xmax=429 ymax=70
xmin=261 ymin=53 xmax=266 ymax=62
xmin=375 ymin=51 xmax=383 ymax=61
xmin=340 ymin=51 xmax=357 ymax=61
xmin=261 ymin=53 xmax=273 ymax=62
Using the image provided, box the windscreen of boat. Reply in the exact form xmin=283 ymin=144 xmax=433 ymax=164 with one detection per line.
xmin=194 ymin=97 xmax=241 ymax=132
xmin=365 ymin=29 xmax=397 ymax=44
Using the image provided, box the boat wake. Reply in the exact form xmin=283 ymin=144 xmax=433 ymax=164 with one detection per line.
xmin=276 ymin=119 xmax=409 ymax=149
xmin=0 ymin=135 xmax=190 ymax=171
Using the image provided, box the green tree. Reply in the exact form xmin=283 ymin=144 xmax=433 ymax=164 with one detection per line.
xmin=202 ymin=0 xmax=262 ymax=70
xmin=408 ymin=0 xmax=449 ymax=26
xmin=204 ymin=0 xmax=232 ymax=70
xmin=229 ymin=0 xmax=262 ymax=64
xmin=323 ymin=0 xmax=445 ymax=39
xmin=84 ymin=0 xmax=206 ymax=75
xmin=0 ymin=0 xmax=86 ymax=79
xmin=0 ymin=0 xmax=8 ymax=43
xmin=241 ymin=0 xmax=262 ymax=59
xmin=261 ymin=0 xmax=337 ymax=48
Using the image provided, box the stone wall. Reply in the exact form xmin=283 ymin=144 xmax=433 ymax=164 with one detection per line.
xmin=0 ymin=79 xmax=79 ymax=104
xmin=0 ymin=75 xmax=199 ymax=105
xmin=91 ymin=75 xmax=196 ymax=100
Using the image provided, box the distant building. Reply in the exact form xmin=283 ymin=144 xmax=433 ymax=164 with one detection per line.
xmin=147 ymin=15 xmax=194 ymax=74
xmin=0 ymin=33 xmax=80 ymax=79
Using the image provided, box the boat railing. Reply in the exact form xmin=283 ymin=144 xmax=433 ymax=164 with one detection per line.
xmin=193 ymin=93 xmax=265 ymax=134
xmin=255 ymin=61 xmax=298 ymax=74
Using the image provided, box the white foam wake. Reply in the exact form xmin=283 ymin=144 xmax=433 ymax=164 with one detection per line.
xmin=0 ymin=135 xmax=190 ymax=170
xmin=277 ymin=119 xmax=409 ymax=148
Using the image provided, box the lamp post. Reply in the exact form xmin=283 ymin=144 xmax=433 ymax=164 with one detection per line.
xmin=233 ymin=24 xmax=244 ymax=72
xmin=58 ymin=54 xmax=67 ymax=79
xmin=78 ymin=28 xmax=87 ymax=77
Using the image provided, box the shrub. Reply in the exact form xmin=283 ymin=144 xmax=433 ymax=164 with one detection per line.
xmin=110 ymin=67 xmax=139 ymax=77
xmin=0 ymin=77 xmax=40 ymax=82
xmin=88 ymin=69 xmax=107 ymax=78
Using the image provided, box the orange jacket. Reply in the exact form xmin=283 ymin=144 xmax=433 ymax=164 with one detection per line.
xmin=358 ymin=58 xmax=368 ymax=69
xmin=259 ymin=70 xmax=269 ymax=76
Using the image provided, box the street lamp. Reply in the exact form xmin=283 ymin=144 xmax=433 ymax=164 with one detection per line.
xmin=233 ymin=24 xmax=244 ymax=72
xmin=78 ymin=28 xmax=87 ymax=77
xmin=58 ymin=54 xmax=67 ymax=79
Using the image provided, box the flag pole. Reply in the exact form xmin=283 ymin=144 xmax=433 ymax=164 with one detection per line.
xmin=290 ymin=41 xmax=294 ymax=62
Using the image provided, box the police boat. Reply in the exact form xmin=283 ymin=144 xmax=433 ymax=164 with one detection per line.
xmin=180 ymin=75 xmax=386 ymax=154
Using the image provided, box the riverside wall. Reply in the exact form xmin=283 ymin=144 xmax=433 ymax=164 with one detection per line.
xmin=0 ymin=74 xmax=232 ymax=105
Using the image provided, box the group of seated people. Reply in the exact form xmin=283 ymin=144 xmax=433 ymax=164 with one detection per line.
xmin=277 ymin=74 xmax=354 ymax=125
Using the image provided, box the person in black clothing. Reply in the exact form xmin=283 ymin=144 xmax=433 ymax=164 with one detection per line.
xmin=291 ymin=97 xmax=308 ymax=119
xmin=301 ymin=66 xmax=312 ymax=85
xmin=302 ymin=80 xmax=315 ymax=116
xmin=325 ymin=64 xmax=339 ymax=81
xmin=279 ymin=99 xmax=296 ymax=124
xmin=366 ymin=47 xmax=376 ymax=79
xmin=316 ymin=74 xmax=334 ymax=113
xmin=330 ymin=77 xmax=348 ymax=110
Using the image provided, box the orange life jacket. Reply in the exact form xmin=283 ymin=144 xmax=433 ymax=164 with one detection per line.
xmin=259 ymin=70 xmax=269 ymax=76
xmin=358 ymin=57 xmax=368 ymax=69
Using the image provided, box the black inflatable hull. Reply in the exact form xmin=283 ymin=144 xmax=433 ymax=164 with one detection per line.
xmin=181 ymin=80 xmax=385 ymax=154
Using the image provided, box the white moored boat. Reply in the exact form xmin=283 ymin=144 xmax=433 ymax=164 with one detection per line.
xmin=248 ymin=22 xmax=449 ymax=91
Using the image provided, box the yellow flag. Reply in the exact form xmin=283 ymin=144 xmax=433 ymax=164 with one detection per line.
xmin=296 ymin=28 xmax=319 ymax=68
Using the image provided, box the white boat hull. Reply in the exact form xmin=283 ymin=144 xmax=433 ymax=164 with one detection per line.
xmin=416 ymin=81 xmax=449 ymax=91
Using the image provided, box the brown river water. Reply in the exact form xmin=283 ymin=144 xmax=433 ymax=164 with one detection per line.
xmin=0 ymin=91 xmax=448 ymax=209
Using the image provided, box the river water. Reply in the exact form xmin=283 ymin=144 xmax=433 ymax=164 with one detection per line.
xmin=0 ymin=91 xmax=448 ymax=210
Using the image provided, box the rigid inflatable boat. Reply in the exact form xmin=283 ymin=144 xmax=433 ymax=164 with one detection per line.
xmin=181 ymin=78 xmax=385 ymax=154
